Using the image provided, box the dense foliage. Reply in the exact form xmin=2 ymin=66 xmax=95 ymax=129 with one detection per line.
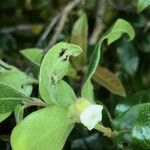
xmin=0 ymin=0 xmax=150 ymax=150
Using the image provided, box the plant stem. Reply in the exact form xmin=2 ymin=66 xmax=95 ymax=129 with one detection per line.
xmin=23 ymin=98 xmax=48 ymax=109
xmin=112 ymin=129 xmax=131 ymax=137
xmin=95 ymin=123 xmax=112 ymax=137
xmin=95 ymin=124 xmax=131 ymax=138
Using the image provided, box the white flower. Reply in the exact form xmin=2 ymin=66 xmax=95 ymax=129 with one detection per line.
xmin=80 ymin=104 xmax=103 ymax=130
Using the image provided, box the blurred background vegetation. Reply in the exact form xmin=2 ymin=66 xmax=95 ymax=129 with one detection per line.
xmin=0 ymin=0 xmax=150 ymax=149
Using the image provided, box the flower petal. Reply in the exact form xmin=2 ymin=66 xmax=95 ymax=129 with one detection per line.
xmin=80 ymin=104 xmax=103 ymax=130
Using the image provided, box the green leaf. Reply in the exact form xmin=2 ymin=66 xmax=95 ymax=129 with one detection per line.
xmin=39 ymin=42 xmax=82 ymax=103
xmin=112 ymin=103 xmax=150 ymax=149
xmin=117 ymin=40 xmax=139 ymax=76
xmin=82 ymin=19 xmax=135 ymax=100
xmin=0 ymin=98 xmax=26 ymax=112
xmin=0 ymin=82 xmax=29 ymax=122
xmin=93 ymin=66 xmax=126 ymax=97
xmin=0 ymin=82 xmax=29 ymax=109
xmin=137 ymin=0 xmax=150 ymax=13
xmin=0 ymin=111 xmax=12 ymax=122
xmin=0 ymin=82 xmax=29 ymax=98
xmin=66 ymin=64 xmax=77 ymax=78
xmin=81 ymin=80 xmax=94 ymax=102
xmin=20 ymin=48 xmax=43 ymax=69
xmin=11 ymin=106 xmax=74 ymax=150
xmin=14 ymin=104 xmax=24 ymax=124
xmin=132 ymin=121 xmax=150 ymax=149
xmin=115 ymin=89 xmax=150 ymax=116
xmin=0 ymin=97 xmax=28 ymax=122
xmin=70 ymin=13 xmax=88 ymax=67
xmin=54 ymin=80 xmax=77 ymax=106
xmin=0 ymin=66 xmax=34 ymax=96
xmin=107 ymin=19 xmax=135 ymax=45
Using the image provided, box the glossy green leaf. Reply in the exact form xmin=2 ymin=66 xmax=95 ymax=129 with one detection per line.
xmin=113 ymin=103 xmax=150 ymax=149
xmin=115 ymin=89 xmax=150 ymax=115
xmin=11 ymin=106 xmax=74 ymax=150
xmin=82 ymin=19 xmax=135 ymax=100
xmin=132 ymin=121 xmax=150 ymax=149
xmin=70 ymin=13 xmax=88 ymax=67
xmin=137 ymin=0 xmax=150 ymax=12
xmin=20 ymin=48 xmax=43 ymax=68
xmin=71 ymin=133 xmax=112 ymax=150
xmin=39 ymin=42 xmax=82 ymax=103
xmin=117 ymin=40 xmax=139 ymax=76
xmin=93 ymin=66 xmax=126 ymax=97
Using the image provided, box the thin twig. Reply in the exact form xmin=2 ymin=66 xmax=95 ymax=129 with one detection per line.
xmin=95 ymin=123 xmax=112 ymax=137
xmin=36 ymin=14 xmax=60 ymax=47
xmin=89 ymin=0 xmax=106 ymax=45
xmin=0 ymin=24 xmax=43 ymax=33
xmin=45 ymin=0 xmax=82 ymax=51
